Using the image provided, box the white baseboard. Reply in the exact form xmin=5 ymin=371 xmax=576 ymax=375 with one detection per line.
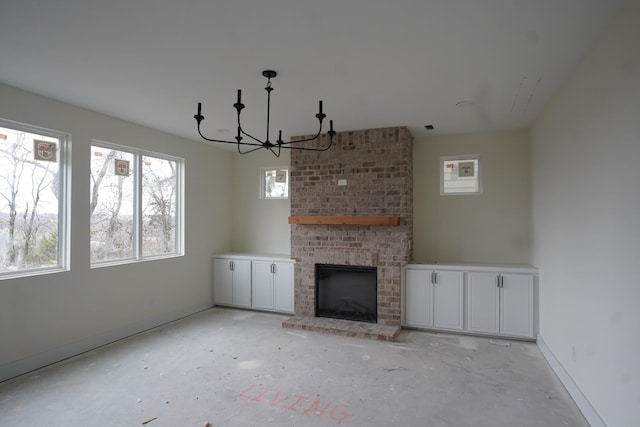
xmin=537 ymin=334 xmax=605 ymax=427
xmin=0 ymin=302 xmax=212 ymax=383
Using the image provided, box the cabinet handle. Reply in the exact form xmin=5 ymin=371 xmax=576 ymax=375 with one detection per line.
xmin=230 ymin=261 xmax=234 ymax=271
xmin=497 ymin=275 xmax=504 ymax=288
xmin=496 ymin=274 xmax=501 ymax=288
xmin=271 ymin=263 xmax=276 ymax=274
xmin=431 ymin=271 xmax=437 ymax=284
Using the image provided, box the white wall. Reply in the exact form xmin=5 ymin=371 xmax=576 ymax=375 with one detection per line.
xmin=0 ymin=83 xmax=234 ymax=381
xmin=531 ymin=1 xmax=640 ymax=425
xmin=227 ymin=129 xmax=533 ymax=264
xmin=413 ymin=130 xmax=531 ymax=264
xmin=230 ymin=149 xmax=291 ymax=254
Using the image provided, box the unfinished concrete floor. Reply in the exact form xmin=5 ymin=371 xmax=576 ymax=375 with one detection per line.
xmin=0 ymin=308 xmax=586 ymax=427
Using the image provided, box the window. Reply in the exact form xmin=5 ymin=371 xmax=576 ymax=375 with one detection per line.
xmin=0 ymin=119 xmax=69 ymax=278
xmin=90 ymin=142 xmax=183 ymax=265
xmin=441 ymin=155 xmax=481 ymax=195
xmin=261 ymin=167 xmax=289 ymax=199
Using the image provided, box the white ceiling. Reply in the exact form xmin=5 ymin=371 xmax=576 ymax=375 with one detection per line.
xmin=0 ymin=0 xmax=625 ymax=146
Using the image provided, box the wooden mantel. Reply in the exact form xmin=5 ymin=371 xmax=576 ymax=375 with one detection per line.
xmin=288 ymin=216 xmax=401 ymax=226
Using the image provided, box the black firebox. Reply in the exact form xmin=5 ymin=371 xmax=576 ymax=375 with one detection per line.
xmin=315 ymin=264 xmax=377 ymax=323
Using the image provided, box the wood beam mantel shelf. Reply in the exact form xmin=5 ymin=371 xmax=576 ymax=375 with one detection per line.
xmin=288 ymin=216 xmax=401 ymax=226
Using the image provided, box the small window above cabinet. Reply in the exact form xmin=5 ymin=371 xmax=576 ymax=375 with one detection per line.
xmin=440 ymin=155 xmax=481 ymax=195
xmin=261 ymin=167 xmax=289 ymax=199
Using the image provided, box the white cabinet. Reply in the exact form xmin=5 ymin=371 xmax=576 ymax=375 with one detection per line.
xmin=252 ymin=261 xmax=274 ymax=310
xmin=213 ymin=258 xmax=251 ymax=308
xmin=212 ymin=254 xmax=294 ymax=314
xmin=467 ymin=272 xmax=534 ymax=339
xmin=405 ymin=269 xmax=433 ymax=328
xmin=273 ymin=262 xmax=295 ymax=313
xmin=252 ymin=260 xmax=294 ymax=313
xmin=403 ymin=263 xmax=537 ymax=340
xmin=404 ymin=268 xmax=464 ymax=331
xmin=433 ymin=271 xmax=465 ymax=330
xmin=500 ymin=273 xmax=534 ymax=337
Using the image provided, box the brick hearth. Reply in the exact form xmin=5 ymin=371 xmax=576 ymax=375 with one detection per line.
xmin=283 ymin=127 xmax=413 ymax=341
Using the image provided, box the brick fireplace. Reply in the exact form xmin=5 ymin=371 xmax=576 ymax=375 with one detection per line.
xmin=282 ymin=127 xmax=413 ymax=341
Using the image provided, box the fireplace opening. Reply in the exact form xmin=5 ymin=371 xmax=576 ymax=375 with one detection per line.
xmin=315 ymin=264 xmax=377 ymax=323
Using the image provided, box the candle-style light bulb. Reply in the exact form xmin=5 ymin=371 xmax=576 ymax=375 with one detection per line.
xmin=319 ymin=100 xmax=323 ymax=115
xmin=197 ymin=102 xmax=202 ymax=116
xmin=237 ymin=89 xmax=242 ymax=104
xmin=330 ymin=120 xmax=334 ymax=132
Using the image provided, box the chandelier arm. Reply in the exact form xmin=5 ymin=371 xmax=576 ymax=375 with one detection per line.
xmin=278 ymin=127 xmax=335 ymax=151
xmin=279 ymin=131 xmax=323 ymax=145
xmin=234 ymin=103 xmax=267 ymax=145
xmin=197 ymin=126 xmax=264 ymax=147
xmin=268 ymin=146 xmax=282 ymax=158
xmin=237 ymin=144 xmax=266 ymax=155
xmin=238 ymin=126 xmax=266 ymax=145
xmin=278 ymin=118 xmax=334 ymax=146
xmin=277 ymin=122 xmax=323 ymax=146
xmin=197 ymin=121 xmax=334 ymax=151
xmin=278 ymin=139 xmax=334 ymax=151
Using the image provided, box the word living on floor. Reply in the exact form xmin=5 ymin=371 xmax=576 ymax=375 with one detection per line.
xmin=239 ymin=384 xmax=354 ymax=424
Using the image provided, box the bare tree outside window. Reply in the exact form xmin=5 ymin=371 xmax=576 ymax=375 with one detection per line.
xmin=90 ymin=142 xmax=181 ymax=265
xmin=90 ymin=147 xmax=134 ymax=262
xmin=142 ymin=156 xmax=177 ymax=256
xmin=0 ymin=123 xmax=66 ymax=275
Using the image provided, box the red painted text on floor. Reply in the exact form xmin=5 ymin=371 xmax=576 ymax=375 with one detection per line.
xmin=239 ymin=384 xmax=354 ymax=424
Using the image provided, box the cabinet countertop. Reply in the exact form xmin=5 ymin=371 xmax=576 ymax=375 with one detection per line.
xmin=213 ymin=253 xmax=294 ymax=262
xmin=406 ymin=262 xmax=538 ymax=274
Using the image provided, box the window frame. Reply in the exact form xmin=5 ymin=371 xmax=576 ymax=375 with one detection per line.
xmin=0 ymin=118 xmax=71 ymax=280
xmin=90 ymin=140 xmax=184 ymax=267
xmin=260 ymin=166 xmax=289 ymax=200
xmin=440 ymin=154 xmax=482 ymax=195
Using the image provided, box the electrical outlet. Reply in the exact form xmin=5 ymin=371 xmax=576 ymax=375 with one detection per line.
xmin=338 ymin=179 xmax=347 ymax=186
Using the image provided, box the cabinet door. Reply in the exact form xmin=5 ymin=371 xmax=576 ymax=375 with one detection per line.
xmin=500 ymin=274 xmax=534 ymax=338
xmin=404 ymin=268 xmax=433 ymax=328
xmin=433 ymin=270 xmax=464 ymax=330
xmin=213 ymin=258 xmax=233 ymax=305
xmin=252 ymin=261 xmax=274 ymax=310
xmin=231 ymin=259 xmax=252 ymax=308
xmin=467 ymin=272 xmax=500 ymax=334
xmin=273 ymin=261 xmax=294 ymax=313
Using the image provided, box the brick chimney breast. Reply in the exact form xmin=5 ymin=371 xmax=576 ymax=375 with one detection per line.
xmin=289 ymin=127 xmax=413 ymax=331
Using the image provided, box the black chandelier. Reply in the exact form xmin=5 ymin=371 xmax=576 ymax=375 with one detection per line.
xmin=194 ymin=70 xmax=336 ymax=157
